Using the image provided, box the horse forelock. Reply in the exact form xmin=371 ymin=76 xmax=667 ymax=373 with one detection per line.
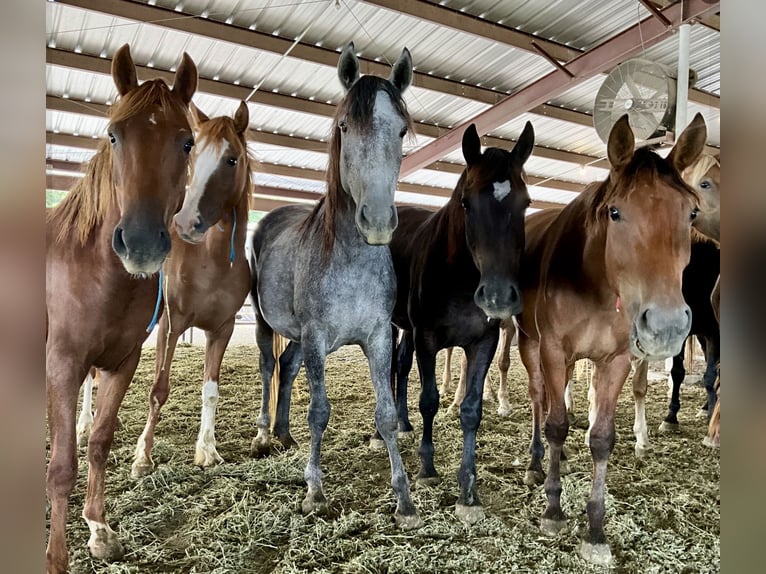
xmin=682 ymin=152 xmax=719 ymax=188
xmin=108 ymin=79 xmax=190 ymax=126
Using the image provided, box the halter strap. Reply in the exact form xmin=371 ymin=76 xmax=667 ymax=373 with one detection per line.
xmin=229 ymin=206 xmax=237 ymax=266
xmin=146 ymin=268 xmax=163 ymax=332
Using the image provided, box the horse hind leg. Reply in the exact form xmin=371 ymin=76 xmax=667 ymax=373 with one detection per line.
xmin=194 ymin=319 xmax=236 ymax=467
xmin=446 ymin=350 xmax=467 ymax=417
xmin=631 ymin=359 xmax=651 ymax=458
xmin=366 ymin=322 xmax=421 ymax=529
xmin=132 ymin=315 xmax=180 ymax=478
xmin=495 ymin=322 xmax=513 ymax=417
xmin=659 ymin=349 xmax=685 ymax=433
xmin=83 ymin=348 xmax=142 ymax=563
xmin=76 ymin=368 xmax=97 ymax=448
xmin=250 ymin=313 xmax=278 ymax=457
xmin=439 ymin=346 xmax=453 ymax=396
xmin=517 ymin=332 xmax=546 ymax=486
xmin=273 ymin=340 xmax=303 ymax=450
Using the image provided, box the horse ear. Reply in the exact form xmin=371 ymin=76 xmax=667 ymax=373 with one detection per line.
xmin=172 ymin=52 xmax=198 ymax=106
xmin=512 ymin=121 xmax=535 ymax=165
xmin=338 ymin=42 xmax=360 ymax=91
xmin=388 ymin=47 xmax=413 ymax=94
xmin=667 ymin=113 xmax=707 ymax=174
xmin=111 ymin=44 xmax=138 ymax=96
xmin=189 ymin=102 xmax=209 ymax=129
xmin=462 ymin=124 xmax=482 ymax=166
xmin=233 ymin=101 xmax=250 ymax=134
xmin=607 ymin=114 xmax=635 ymax=171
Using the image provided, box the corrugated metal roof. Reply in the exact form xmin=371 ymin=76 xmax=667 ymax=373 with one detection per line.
xmin=45 ymin=0 xmax=721 ymax=211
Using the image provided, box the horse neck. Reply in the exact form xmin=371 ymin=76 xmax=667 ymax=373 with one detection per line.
xmin=437 ymin=196 xmax=471 ymax=266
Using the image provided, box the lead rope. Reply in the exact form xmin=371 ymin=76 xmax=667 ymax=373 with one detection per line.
xmin=146 ymin=268 xmax=164 ymax=332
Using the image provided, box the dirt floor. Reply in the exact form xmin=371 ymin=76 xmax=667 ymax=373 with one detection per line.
xmin=50 ymin=343 xmax=719 ymax=573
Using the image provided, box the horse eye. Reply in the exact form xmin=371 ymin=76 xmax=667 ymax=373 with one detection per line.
xmin=461 ymin=198 xmax=470 ymax=212
xmin=339 ymin=120 xmax=347 ymax=133
xmin=690 ymin=208 xmax=699 ymax=221
xmin=108 ymin=132 xmax=116 ymax=145
xmin=183 ymin=139 xmax=194 ymax=154
xmin=227 ymin=157 xmax=238 ymax=166
xmin=699 ymin=180 xmax=711 ymax=190
xmin=609 ymin=206 xmax=621 ymax=221
xmin=399 ymin=127 xmax=407 ymax=138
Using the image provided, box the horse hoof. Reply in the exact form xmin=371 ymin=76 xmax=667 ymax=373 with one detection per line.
xmin=634 ymin=444 xmax=650 ymax=459
xmin=658 ymin=421 xmax=680 ymax=434
xmin=369 ymin=437 xmax=386 ymax=450
xmin=524 ymin=470 xmax=545 ymax=486
xmin=130 ymin=460 xmax=154 ymax=479
xmin=397 ymin=430 xmax=415 ymax=440
xmin=497 ymin=404 xmax=512 ymax=417
xmin=194 ymin=448 xmax=224 ymax=468
xmin=579 ymin=541 xmax=612 ymax=565
xmin=395 ymin=512 xmax=423 ymax=530
xmin=277 ymin=434 xmax=299 ymax=450
xmin=559 ymin=460 xmax=571 ymax=475
xmin=301 ymin=495 xmax=329 ymax=516
xmin=250 ymin=437 xmax=272 ymax=458
xmin=415 ymin=475 xmax=441 ymax=488
xmin=702 ymin=435 xmax=719 ymax=449
xmin=88 ymin=529 xmax=124 ymax=562
xmin=455 ymin=503 xmax=485 ymax=525
xmin=540 ymin=518 xmax=567 ymax=536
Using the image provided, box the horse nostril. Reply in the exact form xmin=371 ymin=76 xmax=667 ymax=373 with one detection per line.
xmin=159 ymin=228 xmax=171 ymax=252
xmin=476 ymin=284 xmax=486 ymax=301
xmin=509 ymin=284 xmax=520 ymax=304
xmin=193 ymin=218 xmax=205 ymax=233
xmin=112 ymin=226 xmax=127 ymax=257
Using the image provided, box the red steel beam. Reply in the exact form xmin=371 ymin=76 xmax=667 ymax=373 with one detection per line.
xmin=400 ymin=0 xmax=720 ymax=177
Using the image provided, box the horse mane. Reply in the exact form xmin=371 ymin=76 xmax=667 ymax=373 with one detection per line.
xmin=193 ymin=116 xmax=254 ymax=212
xmin=47 ymin=79 xmax=191 ymax=246
xmin=301 ymin=75 xmax=413 ymax=259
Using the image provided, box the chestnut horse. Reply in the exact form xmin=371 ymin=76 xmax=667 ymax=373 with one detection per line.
xmin=129 ymin=101 xmax=253 ymax=477
xmin=46 ymin=45 xmax=197 ymax=574
xmin=389 ymin=121 xmax=534 ymax=524
xmin=515 ymin=113 xmax=706 ymax=564
xmin=248 ymin=43 xmax=420 ymax=529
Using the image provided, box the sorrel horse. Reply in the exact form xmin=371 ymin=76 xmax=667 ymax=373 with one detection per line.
xmin=129 ymin=101 xmax=253 ymax=477
xmin=389 ymin=121 xmax=534 ymax=524
xmin=515 ymin=113 xmax=707 ymax=564
xmin=248 ymin=43 xmax=421 ymax=529
xmin=46 ymin=44 xmax=197 ymax=574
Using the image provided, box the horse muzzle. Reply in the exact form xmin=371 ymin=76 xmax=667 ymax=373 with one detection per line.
xmin=475 ymin=280 xmax=522 ymax=319
xmin=631 ymin=302 xmax=692 ymax=360
xmin=173 ymin=211 xmax=208 ymax=245
xmin=355 ymin=203 xmax=398 ymax=245
xmin=112 ymin=221 xmax=171 ymax=276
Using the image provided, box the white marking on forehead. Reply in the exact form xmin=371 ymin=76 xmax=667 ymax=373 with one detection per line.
xmin=179 ymin=141 xmax=229 ymax=218
xmin=493 ymin=180 xmax=511 ymax=202
xmin=149 ymin=113 xmax=157 ymax=125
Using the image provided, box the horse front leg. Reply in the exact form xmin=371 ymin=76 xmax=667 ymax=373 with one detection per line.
xmin=273 ymin=340 xmax=303 ymax=449
xmin=194 ymin=318 xmax=236 ymax=467
xmin=496 ymin=321 xmax=513 ymax=416
xmin=83 ymin=347 xmax=142 ymax=563
xmin=414 ymin=329 xmax=441 ymax=486
xmin=517 ymin=331 xmax=545 ymax=486
xmin=46 ymin=353 xmax=88 ymax=574
xmin=365 ymin=322 xmax=421 ymax=529
xmin=394 ymin=329 xmax=415 ymax=437
xmin=631 ymin=358 xmax=651 ymax=458
xmin=132 ymin=314 xmax=181 ymax=477
xmin=439 ymin=346 xmax=453 ymax=396
xmin=579 ymin=355 xmax=631 ymax=565
xmin=702 ymin=333 xmax=720 ymax=419
xmin=300 ymin=329 xmax=330 ymax=515
xmin=251 ymin=313 xmax=278 ymax=457
xmin=659 ymin=349 xmax=685 ymax=432
xmin=455 ymin=332 xmax=498 ymax=525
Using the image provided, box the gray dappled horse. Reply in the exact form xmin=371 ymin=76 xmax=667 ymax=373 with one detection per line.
xmin=248 ymin=43 xmax=421 ymax=529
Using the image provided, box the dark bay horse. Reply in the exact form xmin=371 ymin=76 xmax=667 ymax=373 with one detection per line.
xmin=130 ymin=101 xmax=253 ymax=477
xmin=249 ymin=43 xmax=421 ymax=529
xmin=515 ymin=113 xmax=707 ymax=564
xmin=389 ymin=122 xmax=534 ymax=524
xmin=46 ymin=45 xmax=197 ymax=573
